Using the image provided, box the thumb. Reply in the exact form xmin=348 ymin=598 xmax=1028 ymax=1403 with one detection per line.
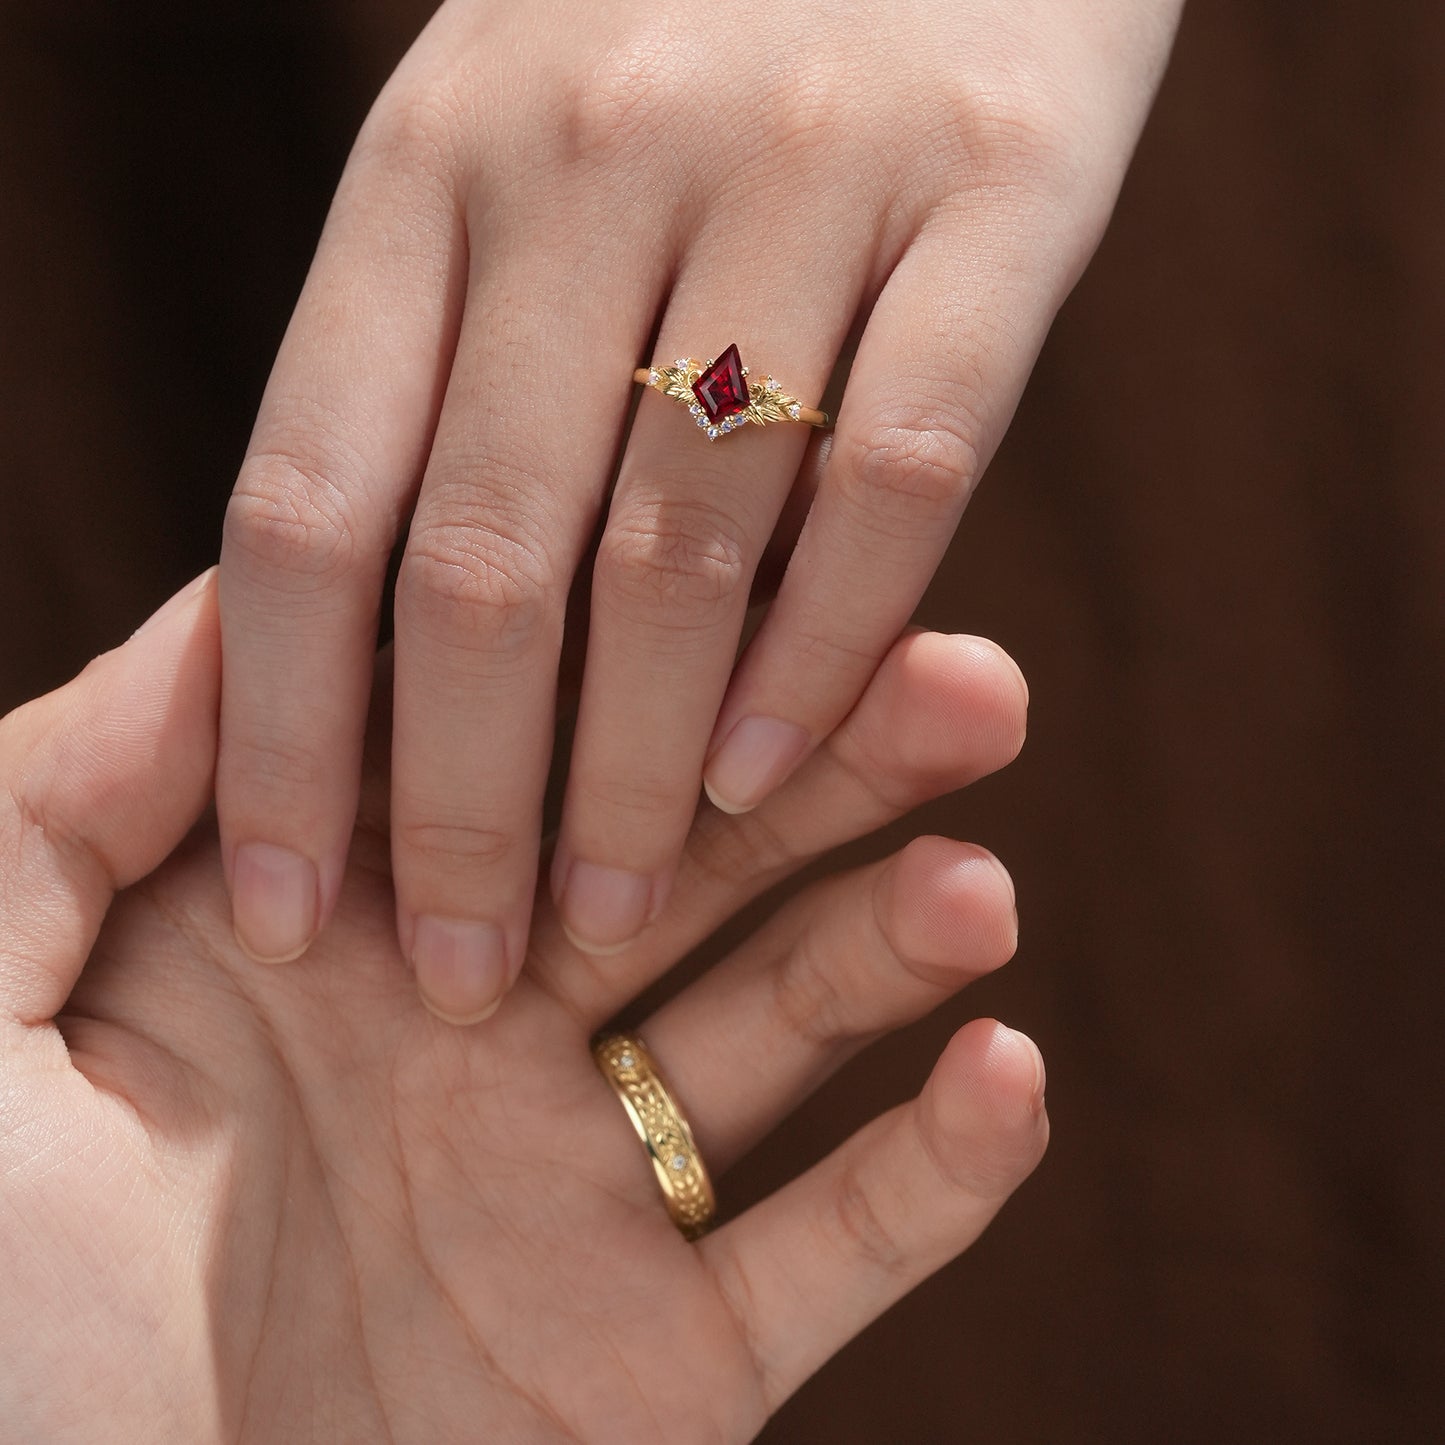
xmin=0 ymin=568 xmax=221 ymax=1025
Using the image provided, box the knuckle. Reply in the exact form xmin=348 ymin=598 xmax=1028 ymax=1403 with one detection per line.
xmin=827 ymin=720 xmax=919 ymax=820
xmin=701 ymin=1248 xmax=773 ymax=1405
xmin=596 ymin=498 xmax=749 ymax=624
xmin=556 ymin=28 xmax=689 ymax=168
xmin=360 ymin=79 xmax=470 ymax=184
xmin=931 ymin=80 xmax=1085 ymax=209
xmin=682 ymin=803 xmax=800 ymax=895
xmin=744 ymin=58 xmax=851 ymax=163
xmin=3 ymin=739 xmax=93 ymax=884
xmin=224 ymin=449 xmax=364 ymax=593
xmin=224 ymin=725 xmax=328 ymax=796
xmin=398 ymin=523 xmax=555 ymax=656
xmin=393 ymin=816 xmax=514 ymax=874
xmin=787 ymin=614 xmax=887 ymax=678
xmin=568 ymin=767 xmax=677 ymax=827
xmin=770 ymin=936 xmax=852 ymax=1050
xmin=824 ymin=1157 xmax=908 ymax=1280
xmin=838 ymin=408 xmax=980 ymax=531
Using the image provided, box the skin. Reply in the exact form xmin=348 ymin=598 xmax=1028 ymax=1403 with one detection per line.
xmin=1 ymin=572 xmax=1044 ymax=1443
xmin=215 ymin=0 xmax=1183 ymax=1018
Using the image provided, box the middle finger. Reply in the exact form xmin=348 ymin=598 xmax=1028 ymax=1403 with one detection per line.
xmin=392 ymin=215 xmax=661 ymax=1024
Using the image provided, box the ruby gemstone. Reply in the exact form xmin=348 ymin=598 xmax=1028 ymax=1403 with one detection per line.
xmin=692 ymin=343 xmax=749 ymax=423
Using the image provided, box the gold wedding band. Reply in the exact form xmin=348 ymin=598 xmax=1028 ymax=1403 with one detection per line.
xmin=592 ymin=1033 xmax=717 ymax=1240
xmin=634 ymin=340 xmax=830 ymax=441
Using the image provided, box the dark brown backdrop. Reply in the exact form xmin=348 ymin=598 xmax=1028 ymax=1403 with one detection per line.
xmin=2 ymin=3 xmax=1441 ymax=1441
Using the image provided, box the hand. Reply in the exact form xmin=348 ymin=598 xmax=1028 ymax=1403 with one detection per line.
xmin=216 ymin=0 xmax=1180 ymax=1016
xmin=1 ymin=573 xmax=1042 ymax=1441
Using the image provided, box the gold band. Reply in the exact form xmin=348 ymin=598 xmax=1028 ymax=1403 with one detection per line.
xmin=592 ymin=1032 xmax=717 ymax=1240
xmin=634 ymin=352 xmax=830 ymax=440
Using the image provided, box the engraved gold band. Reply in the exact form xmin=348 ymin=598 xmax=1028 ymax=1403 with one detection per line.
xmin=634 ymin=341 xmax=829 ymax=442
xmin=592 ymin=1032 xmax=717 ymax=1240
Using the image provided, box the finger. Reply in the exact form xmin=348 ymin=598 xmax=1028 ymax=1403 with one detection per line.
xmin=0 ymin=570 xmax=221 ymax=1026
xmin=390 ymin=222 xmax=663 ymax=1025
xmin=702 ymin=201 xmax=1078 ymax=815
xmin=529 ymin=629 xmax=1028 ymax=1021
xmin=218 ymin=103 xmax=467 ymax=965
xmin=699 ymin=1018 xmax=1048 ymax=1413
xmin=551 ymin=203 xmax=870 ymax=956
xmin=643 ymin=834 xmax=1017 ymax=1170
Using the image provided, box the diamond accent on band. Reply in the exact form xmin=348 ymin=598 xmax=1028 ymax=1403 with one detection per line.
xmin=618 ymin=1052 xmax=635 ymax=1069
xmin=670 ymin=1154 xmax=687 ymax=1171
xmin=693 ymin=343 xmax=749 ymax=424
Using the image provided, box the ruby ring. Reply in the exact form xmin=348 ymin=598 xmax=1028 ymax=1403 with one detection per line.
xmin=632 ymin=342 xmax=830 ymax=441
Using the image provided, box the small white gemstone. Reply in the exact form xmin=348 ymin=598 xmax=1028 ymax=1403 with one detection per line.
xmin=707 ymin=427 xmax=719 ymax=440
xmin=788 ymin=403 xmax=801 ymax=420
xmin=675 ymin=357 xmax=688 ymax=368
xmin=689 ymin=403 xmax=702 ymax=414
xmin=647 ymin=369 xmax=659 ymax=385
xmin=618 ymin=1052 xmax=635 ymax=1069
xmin=669 ymin=1154 xmax=687 ymax=1172
xmin=765 ymin=376 xmax=775 ymax=388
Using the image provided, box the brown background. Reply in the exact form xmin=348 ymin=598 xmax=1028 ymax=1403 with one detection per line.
xmin=2 ymin=2 xmax=1441 ymax=1440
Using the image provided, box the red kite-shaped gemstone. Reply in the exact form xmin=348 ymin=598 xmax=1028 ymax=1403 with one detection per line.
xmin=692 ymin=344 xmax=749 ymax=423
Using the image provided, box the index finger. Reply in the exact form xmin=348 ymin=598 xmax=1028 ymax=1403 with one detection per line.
xmin=217 ymin=107 xmax=467 ymax=964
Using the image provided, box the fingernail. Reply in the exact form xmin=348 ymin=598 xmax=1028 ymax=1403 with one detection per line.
xmin=996 ymin=1023 xmax=1047 ymax=1110
xmin=232 ymin=842 xmax=319 ymax=963
xmin=703 ymin=715 xmax=810 ymax=814
xmin=131 ymin=565 xmax=217 ymax=639
xmin=411 ymin=915 xmax=509 ymax=1025
xmin=558 ymin=861 xmax=653 ymax=955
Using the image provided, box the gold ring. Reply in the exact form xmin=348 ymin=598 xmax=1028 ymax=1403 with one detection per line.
xmin=633 ymin=341 xmax=830 ymax=441
xmin=592 ymin=1032 xmax=717 ymax=1240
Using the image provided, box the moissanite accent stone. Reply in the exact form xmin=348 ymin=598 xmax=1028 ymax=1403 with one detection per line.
xmin=692 ymin=343 xmax=749 ymax=424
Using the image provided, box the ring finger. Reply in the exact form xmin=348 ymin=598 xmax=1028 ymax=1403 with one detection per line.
xmin=550 ymin=201 xmax=877 ymax=956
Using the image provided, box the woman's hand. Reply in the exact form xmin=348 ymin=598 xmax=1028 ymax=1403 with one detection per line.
xmin=1 ymin=573 xmax=1042 ymax=1442
xmin=216 ymin=0 xmax=1180 ymax=1016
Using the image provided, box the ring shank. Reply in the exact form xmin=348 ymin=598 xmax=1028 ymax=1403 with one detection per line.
xmin=592 ymin=1033 xmax=717 ymax=1240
